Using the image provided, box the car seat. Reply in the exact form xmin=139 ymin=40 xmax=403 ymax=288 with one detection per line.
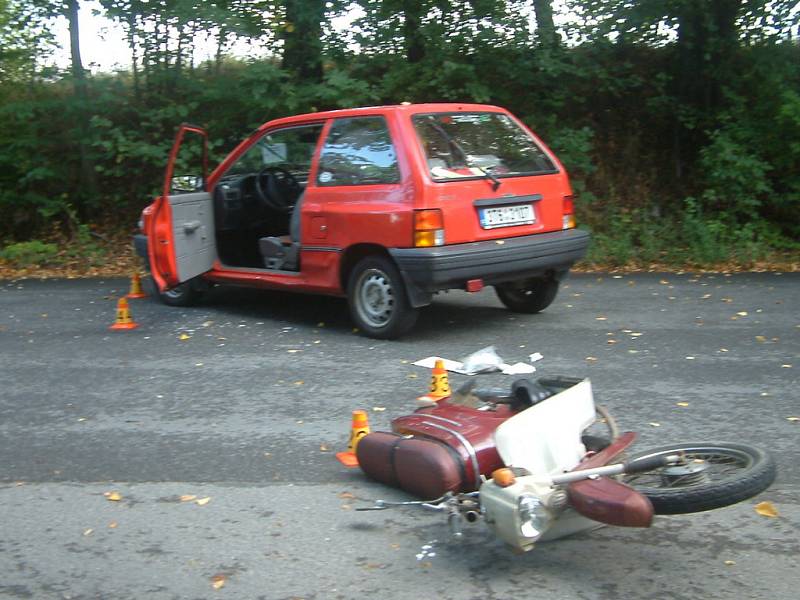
xmin=258 ymin=193 xmax=303 ymax=270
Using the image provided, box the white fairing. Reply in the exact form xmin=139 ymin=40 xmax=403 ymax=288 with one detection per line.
xmin=495 ymin=378 xmax=597 ymax=476
xmin=482 ymin=379 xmax=600 ymax=551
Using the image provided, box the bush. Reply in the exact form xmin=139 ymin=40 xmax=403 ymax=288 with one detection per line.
xmin=0 ymin=240 xmax=59 ymax=267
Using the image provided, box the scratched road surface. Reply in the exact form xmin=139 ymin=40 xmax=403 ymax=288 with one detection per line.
xmin=1 ymin=272 xmax=798 ymax=599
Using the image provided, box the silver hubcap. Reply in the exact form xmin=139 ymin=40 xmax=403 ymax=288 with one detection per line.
xmin=356 ymin=268 xmax=394 ymax=327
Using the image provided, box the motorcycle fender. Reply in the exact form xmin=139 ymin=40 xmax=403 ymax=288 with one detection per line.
xmin=567 ymin=477 xmax=654 ymax=528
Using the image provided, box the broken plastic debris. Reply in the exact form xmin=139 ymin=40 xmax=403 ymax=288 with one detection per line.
xmin=414 ymin=349 xmax=538 ymax=375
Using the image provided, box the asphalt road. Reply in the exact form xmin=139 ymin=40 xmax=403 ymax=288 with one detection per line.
xmin=1 ymin=272 xmax=798 ymax=600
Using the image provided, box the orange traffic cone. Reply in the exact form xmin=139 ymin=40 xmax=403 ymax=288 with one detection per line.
xmin=416 ymin=359 xmax=451 ymax=404
xmin=126 ymin=272 xmax=148 ymax=299
xmin=336 ymin=410 xmax=371 ymax=468
xmin=109 ymin=297 xmax=139 ymax=330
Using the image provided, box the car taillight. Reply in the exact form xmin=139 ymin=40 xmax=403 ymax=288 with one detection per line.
xmin=414 ymin=209 xmax=445 ymax=247
xmin=562 ymin=194 xmax=576 ymax=229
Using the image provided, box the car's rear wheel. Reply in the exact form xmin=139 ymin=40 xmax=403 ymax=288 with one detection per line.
xmin=495 ymin=277 xmax=559 ymax=313
xmin=347 ymin=256 xmax=418 ymax=339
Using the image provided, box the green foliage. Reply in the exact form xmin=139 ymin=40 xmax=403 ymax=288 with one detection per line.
xmin=0 ymin=0 xmax=797 ymax=268
xmin=0 ymin=240 xmax=59 ymax=267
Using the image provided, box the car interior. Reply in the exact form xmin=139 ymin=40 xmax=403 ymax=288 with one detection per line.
xmin=212 ymin=125 xmax=323 ymax=271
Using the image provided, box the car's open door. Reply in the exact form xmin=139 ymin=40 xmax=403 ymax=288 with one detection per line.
xmin=147 ymin=124 xmax=216 ymax=292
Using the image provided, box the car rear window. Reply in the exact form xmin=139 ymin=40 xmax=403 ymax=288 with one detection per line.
xmin=412 ymin=112 xmax=557 ymax=181
xmin=317 ymin=117 xmax=400 ymax=186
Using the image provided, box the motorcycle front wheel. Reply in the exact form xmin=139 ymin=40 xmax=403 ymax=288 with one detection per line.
xmin=622 ymin=442 xmax=776 ymax=515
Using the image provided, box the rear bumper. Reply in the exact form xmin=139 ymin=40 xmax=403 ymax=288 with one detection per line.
xmin=389 ymin=228 xmax=590 ymax=304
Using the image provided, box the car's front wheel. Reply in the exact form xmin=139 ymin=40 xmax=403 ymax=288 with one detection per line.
xmin=158 ymin=279 xmax=203 ymax=307
xmin=347 ymin=256 xmax=418 ymax=339
xmin=495 ymin=277 xmax=559 ymax=313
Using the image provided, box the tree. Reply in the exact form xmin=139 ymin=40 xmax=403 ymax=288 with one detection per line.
xmin=281 ymin=0 xmax=325 ymax=81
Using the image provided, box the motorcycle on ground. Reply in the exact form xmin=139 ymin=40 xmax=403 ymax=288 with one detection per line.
xmin=354 ymin=377 xmax=776 ymax=552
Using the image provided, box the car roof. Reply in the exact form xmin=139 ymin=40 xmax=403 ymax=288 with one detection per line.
xmin=257 ymin=103 xmax=508 ymax=131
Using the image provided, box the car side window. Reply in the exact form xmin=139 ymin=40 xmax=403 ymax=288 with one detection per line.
xmin=317 ymin=117 xmax=400 ymax=186
xmin=224 ymin=124 xmax=324 ymax=183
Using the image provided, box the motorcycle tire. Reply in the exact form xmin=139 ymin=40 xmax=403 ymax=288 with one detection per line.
xmin=622 ymin=442 xmax=776 ymax=515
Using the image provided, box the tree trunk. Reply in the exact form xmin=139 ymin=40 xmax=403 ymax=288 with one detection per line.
xmin=402 ymin=0 xmax=426 ymax=63
xmin=532 ymin=0 xmax=559 ymax=49
xmin=66 ymin=0 xmax=97 ymax=215
xmin=281 ymin=0 xmax=325 ymax=82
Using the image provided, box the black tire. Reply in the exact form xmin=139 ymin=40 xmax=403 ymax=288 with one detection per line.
xmin=347 ymin=255 xmax=418 ymax=339
xmin=495 ymin=278 xmax=559 ymax=313
xmin=623 ymin=442 xmax=776 ymax=515
xmin=158 ymin=280 xmax=202 ymax=307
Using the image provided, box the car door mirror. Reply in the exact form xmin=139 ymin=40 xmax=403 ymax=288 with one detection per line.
xmin=170 ymin=175 xmax=205 ymax=194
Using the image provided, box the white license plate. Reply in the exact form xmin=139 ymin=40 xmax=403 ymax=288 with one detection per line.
xmin=479 ymin=204 xmax=535 ymax=229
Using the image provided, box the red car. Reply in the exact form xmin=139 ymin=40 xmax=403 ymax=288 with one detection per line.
xmin=134 ymin=103 xmax=589 ymax=338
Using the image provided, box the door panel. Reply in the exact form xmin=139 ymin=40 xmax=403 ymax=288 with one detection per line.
xmin=149 ymin=123 xmax=214 ymax=291
xmin=169 ymin=191 xmax=215 ymax=281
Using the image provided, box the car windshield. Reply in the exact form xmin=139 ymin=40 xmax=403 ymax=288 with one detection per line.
xmin=412 ymin=112 xmax=557 ymax=182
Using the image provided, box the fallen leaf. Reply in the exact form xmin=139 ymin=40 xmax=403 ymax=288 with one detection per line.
xmin=676 ymin=402 xmax=690 ymax=407
xmin=781 ymin=364 xmax=792 ymax=368
xmin=287 ymin=349 xmax=300 ymax=354
xmin=179 ymin=333 xmax=190 ymax=340
xmin=407 ymin=374 xmax=418 ymax=379
xmin=595 ymin=316 xmax=607 ymax=321
xmin=607 ymin=339 xmax=617 ymax=344
xmin=755 ymin=335 xmax=767 ymax=343
xmin=754 ymin=501 xmax=779 ymax=518
xmin=83 ymin=528 xmax=93 ymax=536
xmin=786 ymin=417 xmax=800 ymax=422
xmin=210 ymin=574 xmax=226 ymax=590
xmin=659 ymin=279 xmax=669 ymax=285
xmin=196 ymin=497 xmax=211 ymax=506
xmin=104 ymin=491 xmax=122 ymax=501
xmin=180 ymin=495 xmax=197 ymax=502
xmin=372 ymin=406 xmax=386 ymax=412
xmin=108 ymin=521 xmax=118 ymax=528
xmin=294 ymin=380 xmax=304 ymax=385
xmin=319 ymin=444 xmax=329 ymax=452
xmin=339 ymin=492 xmax=355 ymax=499
xmin=649 ymin=422 xmax=661 ymax=427
xmin=724 ymin=560 xmax=736 ymax=566
xmin=585 ymin=356 xmax=598 ymax=362
xmin=737 ymin=311 xmax=748 ymax=316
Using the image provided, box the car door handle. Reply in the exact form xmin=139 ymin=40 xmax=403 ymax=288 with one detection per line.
xmin=183 ymin=220 xmax=202 ymax=233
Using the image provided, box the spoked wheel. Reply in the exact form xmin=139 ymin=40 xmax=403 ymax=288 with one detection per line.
xmin=347 ymin=256 xmax=418 ymax=339
xmin=623 ymin=442 xmax=776 ymax=514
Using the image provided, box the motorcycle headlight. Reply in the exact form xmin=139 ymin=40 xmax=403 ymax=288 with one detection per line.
xmin=517 ymin=494 xmax=551 ymax=539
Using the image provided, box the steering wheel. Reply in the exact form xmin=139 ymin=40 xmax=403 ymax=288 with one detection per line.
xmin=255 ymin=166 xmax=302 ymax=213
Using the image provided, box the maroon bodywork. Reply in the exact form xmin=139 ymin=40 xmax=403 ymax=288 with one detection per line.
xmin=567 ymin=432 xmax=655 ymax=527
xmin=357 ymin=400 xmax=655 ymax=528
xmin=357 ymin=399 xmax=517 ymax=499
